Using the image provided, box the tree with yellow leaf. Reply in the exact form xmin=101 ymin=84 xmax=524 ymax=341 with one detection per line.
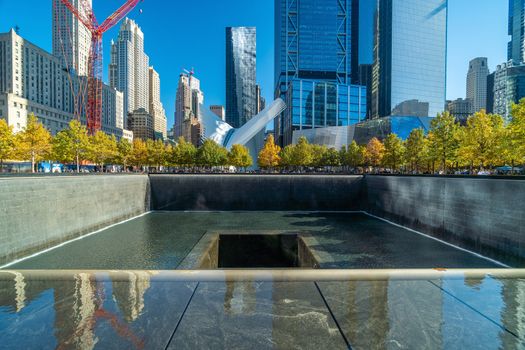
xmin=15 ymin=114 xmax=52 ymax=173
xmin=258 ymin=134 xmax=281 ymax=169
xmin=365 ymin=137 xmax=385 ymax=171
xmin=0 ymin=119 xmax=14 ymax=171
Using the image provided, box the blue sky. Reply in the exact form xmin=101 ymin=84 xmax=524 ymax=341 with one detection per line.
xmin=0 ymin=0 xmax=510 ymax=127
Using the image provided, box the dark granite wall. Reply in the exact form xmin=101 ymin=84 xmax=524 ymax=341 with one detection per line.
xmin=149 ymin=175 xmax=364 ymax=211
xmin=363 ymin=176 xmax=525 ymax=266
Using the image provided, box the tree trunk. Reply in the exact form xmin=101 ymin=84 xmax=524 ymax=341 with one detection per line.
xmin=31 ymin=153 xmax=35 ymax=174
xmin=76 ymin=153 xmax=80 ymax=173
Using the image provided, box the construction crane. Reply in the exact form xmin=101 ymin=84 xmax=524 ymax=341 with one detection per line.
xmin=58 ymin=0 xmax=142 ymax=133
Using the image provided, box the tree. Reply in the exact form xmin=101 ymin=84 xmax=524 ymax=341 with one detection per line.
xmin=258 ymin=134 xmax=281 ymax=169
xmin=0 ymin=119 xmax=14 ymax=171
xmin=311 ymin=144 xmax=328 ymax=168
xmin=52 ymin=130 xmax=74 ymax=165
xmin=428 ymin=111 xmax=460 ymax=174
xmin=321 ymin=147 xmax=341 ymax=169
xmin=172 ymin=137 xmax=197 ymax=168
xmin=342 ymin=141 xmax=365 ymax=169
xmin=405 ymin=128 xmax=428 ymax=174
xmin=147 ymin=139 xmax=166 ymax=170
xmin=116 ymin=138 xmax=132 ymax=170
xmin=50 ymin=120 xmax=89 ymax=172
xmin=508 ymin=99 xmax=525 ymax=170
xmin=67 ymin=120 xmax=90 ymax=172
xmin=130 ymin=139 xmax=149 ymax=170
xmin=382 ymin=133 xmax=405 ymax=172
xmin=292 ymin=136 xmax=314 ymax=168
xmin=279 ymin=145 xmax=294 ymax=169
xmin=88 ymin=131 xmax=117 ymax=171
xmin=365 ymin=137 xmax=385 ymax=170
xmin=15 ymin=114 xmax=52 ymax=173
xmin=228 ymin=144 xmax=253 ymax=170
xmin=197 ymin=139 xmax=228 ymax=168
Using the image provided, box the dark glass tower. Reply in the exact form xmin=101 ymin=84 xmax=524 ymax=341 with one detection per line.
xmin=508 ymin=0 xmax=524 ymax=63
xmin=274 ymin=0 xmax=374 ymax=145
xmin=372 ymin=0 xmax=448 ymax=119
xmin=226 ymin=27 xmax=257 ymax=128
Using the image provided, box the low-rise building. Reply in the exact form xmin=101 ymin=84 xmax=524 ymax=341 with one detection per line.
xmin=128 ymin=108 xmax=154 ymax=140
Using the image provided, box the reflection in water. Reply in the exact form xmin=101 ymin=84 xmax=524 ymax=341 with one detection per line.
xmin=223 ymin=280 xmax=257 ymax=315
xmin=0 ymin=272 xmax=157 ymax=349
xmin=502 ymin=279 xmax=525 ymax=345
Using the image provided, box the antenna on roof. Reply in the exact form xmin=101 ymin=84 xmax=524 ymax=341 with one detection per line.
xmin=14 ymin=25 xmax=20 ymax=34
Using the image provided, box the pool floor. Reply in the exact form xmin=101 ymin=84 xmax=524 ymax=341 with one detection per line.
xmin=8 ymin=212 xmax=501 ymax=270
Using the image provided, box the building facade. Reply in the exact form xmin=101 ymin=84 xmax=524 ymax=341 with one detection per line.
xmin=52 ymin=0 xmax=92 ymax=76
xmin=210 ymin=105 xmax=225 ymax=121
xmin=174 ymin=72 xmax=203 ymax=145
xmin=466 ymin=57 xmax=489 ymax=113
xmin=0 ymin=30 xmax=125 ymax=137
xmin=493 ymin=61 xmax=525 ymax=121
xmin=256 ymin=85 xmax=266 ymax=113
xmin=109 ymin=18 xmax=150 ymax=118
xmin=372 ymin=0 xmax=448 ymax=119
xmin=148 ymin=67 xmax=167 ymax=139
xmin=446 ymin=98 xmax=473 ymax=124
xmin=226 ymin=27 xmax=257 ymax=129
xmin=127 ymin=108 xmax=154 ymax=140
xmin=282 ymin=79 xmax=367 ymax=146
xmin=487 ymin=72 xmax=495 ymax=114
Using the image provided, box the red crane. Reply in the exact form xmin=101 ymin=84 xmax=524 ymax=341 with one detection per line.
xmin=58 ymin=0 xmax=142 ymax=133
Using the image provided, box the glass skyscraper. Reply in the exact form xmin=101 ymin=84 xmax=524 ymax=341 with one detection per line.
xmin=274 ymin=0 xmax=374 ymax=146
xmin=226 ymin=27 xmax=257 ymax=128
xmin=372 ymin=0 xmax=448 ymax=119
xmin=283 ymin=80 xmax=367 ymax=145
xmin=508 ymin=0 xmax=525 ymax=64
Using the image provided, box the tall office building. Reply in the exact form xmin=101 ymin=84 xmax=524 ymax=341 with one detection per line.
xmin=109 ymin=18 xmax=150 ymax=118
xmin=52 ymin=0 xmax=92 ymax=76
xmin=493 ymin=61 xmax=525 ymax=121
xmin=508 ymin=0 xmax=525 ymax=64
xmin=274 ymin=0 xmax=373 ymax=145
xmin=0 ymin=30 xmax=126 ymax=138
xmin=226 ymin=27 xmax=257 ymax=128
xmin=256 ymin=85 xmax=266 ymax=113
xmin=466 ymin=57 xmax=489 ymax=113
xmin=210 ymin=105 xmax=225 ymax=121
xmin=148 ymin=67 xmax=167 ymax=139
xmin=174 ymin=72 xmax=203 ymax=145
xmin=372 ymin=0 xmax=448 ymax=119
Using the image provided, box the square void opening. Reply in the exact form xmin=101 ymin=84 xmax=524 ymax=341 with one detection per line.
xmin=218 ymin=234 xmax=299 ymax=268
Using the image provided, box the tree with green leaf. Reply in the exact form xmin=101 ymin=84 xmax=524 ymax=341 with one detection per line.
xmin=228 ymin=144 xmax=253 ymax=170
xmin=292 ymin=136 xmax=314 ymax=168
xmin=0 ymin=119 xmax=14 ymax=171
xmin=197 ymin=139 xmax=228 ymax=168
xmin=382 ymin=133 xmax=405 ymax=172
xmin=258 ymin=134 xmax=281 ymax=169
xmin=50 ymin=120 xmax=89 ymax=172
xmin=88 ymin=131 xmax=117 ymax=171
xmin=405 ymin=128 xmax=428 ymax=174
xmin=173 ymin=137 xmax=197 ymax=168
xmin=341 ymin=141 xmax=365 ymax=170
xmin=15 ymin=114 xmax=52 ymax=173
xmin=321 ymin=147 xmax=341 ymax=169
xmin=428 ymin=111 xmax=460 ymax=174
xmin=311 ymin=144 xmax=328 ymax=168
xmin=52 ymin=130 xmax=74 ymax=165
xmin=116 ymin=138 xmax=133 ymax=170
xmin=279 ymin=145 xmax=294 ymax=169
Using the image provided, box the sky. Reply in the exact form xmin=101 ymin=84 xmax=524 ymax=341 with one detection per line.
xmin=0 ymin=0 xmax=510 ymax=128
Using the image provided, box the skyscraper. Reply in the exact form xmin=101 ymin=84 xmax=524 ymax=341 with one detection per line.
xmin=210 ymin=105 xmax=225 ymax=121
xmin=274 ymin=0 xmax=374 ymax=146
xmin=372 ymin=0 xmax=448 ymax=119
xmin=493 ymin=61 xmax=525 ymax=121
xmin=175 ymin=72 xmax=203 ymax=145
xmin=466 ymin=57 xmax=489 ymax=113
xmin=52 ymin=0 xmax=92 ymax=76
xmin=109 ymin=18 xmax=150 ymax=118
xmin=508 ymin=0 xmax=525 ymax=64
xmin=226 ymin=27 xmax=257 ymax=128
xmin=148 ymin=67 xmax=167 ymax=139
